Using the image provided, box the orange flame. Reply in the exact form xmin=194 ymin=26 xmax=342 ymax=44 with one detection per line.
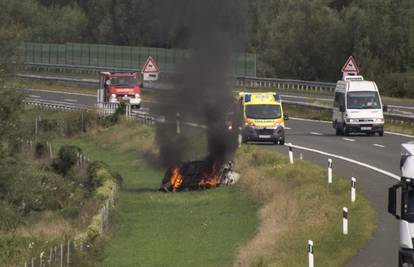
xmin=198 ymin=161 xmax=221 ymax=189
xmin=170 ymin=167 xmax=183 ymax=192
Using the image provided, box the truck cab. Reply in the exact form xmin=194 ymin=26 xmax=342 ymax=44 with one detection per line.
xmin=239 ymin=92 xmax=287 ymax=145
xmin=332 ymin=75 xmax=385 ymax=136
xmin=389 ymin=142 xmax=414 ymax=267
xmin=98 ymin=72 xmax=142 ymax=109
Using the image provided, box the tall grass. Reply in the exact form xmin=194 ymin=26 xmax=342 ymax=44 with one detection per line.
xmin=234 ymin=146 xmax=376 ymax=266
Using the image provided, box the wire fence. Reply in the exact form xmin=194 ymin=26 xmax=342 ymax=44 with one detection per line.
xmin=23 ymin=42 xmax=257 ymax=77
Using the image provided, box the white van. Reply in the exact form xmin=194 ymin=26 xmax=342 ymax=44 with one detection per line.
xmin=332 ymin=76 xmax=386 ymax=136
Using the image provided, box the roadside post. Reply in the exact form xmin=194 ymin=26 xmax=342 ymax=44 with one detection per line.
xmin=351 ymin=177 xmax=356 ymax=202
xmin=308 ymin=240 xmax=314 ymax=267
xmin=288 ymin=143 xmax=294 ymax=164
xmin=328 ymin=159 xmax=333 ymax=184
xmin=343 ymin=207 xmax=348 ymax=235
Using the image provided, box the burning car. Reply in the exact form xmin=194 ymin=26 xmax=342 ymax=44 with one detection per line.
xmin=161 ymin=160 xmax=240 ymax=192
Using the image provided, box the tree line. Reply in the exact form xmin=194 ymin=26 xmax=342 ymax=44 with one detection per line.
xmin=1 ymin=0 xmax=413 ymax=97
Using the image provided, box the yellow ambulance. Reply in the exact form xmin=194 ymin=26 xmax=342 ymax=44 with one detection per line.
xmin=238 ymin=92 xmax=288 ymax=145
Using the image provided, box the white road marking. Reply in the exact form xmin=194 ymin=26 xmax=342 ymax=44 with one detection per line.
xmin=285 ymin=127 xmax=291 ymax=130
xmin=343 ymin=138 xmax=356 ymax=142
xmin=286 ymin=143 xmax=400 ymax=180
xmin=64 ymin=99 xmax=78 ymax=102
xmin=290 ymin=118 xmax=414 ymax=138
xmin=310 ymin=132 xmax=323 ymax=136
xmin=373 ymin=144 xmax=385 ymax=148
xmin=24 ymin=88 xmax=95 ymax=97
xmin=28 ymin=95 xmax=41 ymax=98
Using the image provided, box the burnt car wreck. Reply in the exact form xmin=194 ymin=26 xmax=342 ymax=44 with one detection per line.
xmin=160 ymin=160 xmax=240 ymax=192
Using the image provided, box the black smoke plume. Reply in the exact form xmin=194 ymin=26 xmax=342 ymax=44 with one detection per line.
xmin=154 ymin=0 xmax=248 ymax=167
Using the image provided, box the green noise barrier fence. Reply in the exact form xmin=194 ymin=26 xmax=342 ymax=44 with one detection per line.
xmin=23 ymin=42 xmax=256 ymax=76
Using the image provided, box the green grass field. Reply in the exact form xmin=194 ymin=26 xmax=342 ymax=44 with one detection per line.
xmin=53 ymin=123 xmax=258 ymax=267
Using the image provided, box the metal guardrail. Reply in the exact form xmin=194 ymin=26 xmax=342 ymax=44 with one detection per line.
xmin=284 ymin=100 xmax=414 ymax=126
xmin=20 ymin=63 xmax=336 ymax=94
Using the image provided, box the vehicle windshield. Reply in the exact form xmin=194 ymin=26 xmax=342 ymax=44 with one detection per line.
xmin=110 ymin=76 xmax=137 ymax=87
xmin=346 ymin=91 xmax=381 ymax=109
xmin=245 ymin=104 xmax=281 ymax=119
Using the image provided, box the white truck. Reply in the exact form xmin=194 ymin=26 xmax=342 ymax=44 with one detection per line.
xmin=332 ymin=76 xmax=387 ymax=136
xmin=389 ymin=142 xmax=414 ymax=267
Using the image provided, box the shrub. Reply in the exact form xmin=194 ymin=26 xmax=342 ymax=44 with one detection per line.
xmin=59 ymin=207 xmax=81 ymax=219
xmin=38 ymin=119 xmax=58 ymax=132
xmin=34 ymin=141 xmax=47 ymax=158
xmin=86 ymin=161 xmax=112 ymax=191
xmin=52 ymin=145 xmax=82 ymax=176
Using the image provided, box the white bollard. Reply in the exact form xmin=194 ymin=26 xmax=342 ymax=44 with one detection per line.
xmin=351 ymin=177 xmax=356 ymax=203
xmin=31 ymin=257 xmax=34 ymax=267
xmin=343 ymin=207 xmax=348 ymax=235
xmin=288 ymin=143 xmax=294 ymax=164
xmin=328 ymin=159 xmax=333 ymax=184
xmin=308 ymin=240 xmax=314 ymax=267
xmin=300 ymin=153 xmax=303 ymax=160
xmin=238 ymin=133 xmax=242 ymax=148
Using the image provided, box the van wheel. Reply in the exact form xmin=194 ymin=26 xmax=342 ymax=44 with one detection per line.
xmin=379 ymin=130 xmax=384 ymax=137
xmin=279 ymin=139 xmax=285 ymax=145
xmin=343 ymin=124 xmax=349 ymax=136
xmin=335 ymin=125 xmax=341 ymax=136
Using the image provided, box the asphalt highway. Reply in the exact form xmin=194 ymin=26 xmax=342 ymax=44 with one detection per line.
xmin=24 ymin=88 xmax=414 ymax=266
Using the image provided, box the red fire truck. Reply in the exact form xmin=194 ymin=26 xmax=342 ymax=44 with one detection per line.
xmin=97 ymin=72 xmax=142 ymax=109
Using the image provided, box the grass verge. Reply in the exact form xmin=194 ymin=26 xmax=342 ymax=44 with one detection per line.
xmin=234 ymin=146 xmax=376 ymax=266
xmin=52 ymin=120 xmax=375 ymax=266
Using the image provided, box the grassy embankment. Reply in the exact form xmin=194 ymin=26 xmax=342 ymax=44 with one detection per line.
xmin=52 ymin=120 xmax=375 ymax=266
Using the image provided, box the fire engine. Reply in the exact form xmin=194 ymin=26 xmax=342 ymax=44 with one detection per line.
xmin=97 ymin=72 xmax=142 ymax=109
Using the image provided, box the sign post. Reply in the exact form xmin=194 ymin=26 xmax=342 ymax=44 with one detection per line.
xmin=341 ymin=56 xmax=359 ymax=80
xmin=141 ymin=56 xmax=160 ymax=81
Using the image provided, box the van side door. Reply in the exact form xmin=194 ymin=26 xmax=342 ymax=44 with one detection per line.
xmin=333 ymin=92 xmax=345 ymax=125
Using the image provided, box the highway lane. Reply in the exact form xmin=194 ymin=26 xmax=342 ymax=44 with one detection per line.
xmin=24 ymin=88 xmax=96 ymax=106
xmin=23 ymin=88 xmax=414 ymax=266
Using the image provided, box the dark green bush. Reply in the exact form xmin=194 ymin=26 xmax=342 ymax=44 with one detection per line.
xmin=59 ymin=207 xmax=81 ymax=219
xmin=38 ymin=119 xmax=58 ymax=132
xmin=86 ymin=161 xmax=112 ymax=191
xmin=52 ymin=145 xmax=82 ymax=176
xmin=34 ymin=141 xmax=47 ymax=158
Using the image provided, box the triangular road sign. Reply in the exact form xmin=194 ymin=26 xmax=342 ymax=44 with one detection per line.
xmin=141 ymin=56 xmax=160 ymax=74
xmin=341 ymin=56 xmax=359 ymax=73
